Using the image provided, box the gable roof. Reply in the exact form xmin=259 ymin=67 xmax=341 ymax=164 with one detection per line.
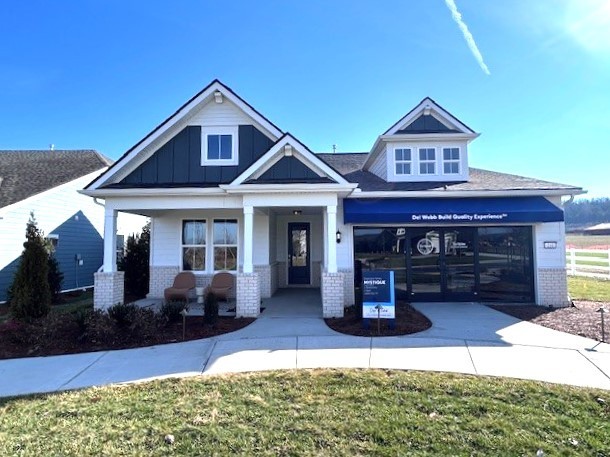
xmin=229 ymin=133 xmax=351 ymax=187
xmin=0 ymin=150 xmax=110 ymax=208
xmin=383 ymin=97 xmax=476 ymax=136
xmin=85 ymin=79 xmax=284 ymax=191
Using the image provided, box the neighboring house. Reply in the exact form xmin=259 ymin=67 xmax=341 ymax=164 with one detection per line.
xmin=82 ymin=80 xmax=583 ymax=316
xmin=584 ymin=223 xmax=610 ymax=236
xmin=0 ymin=150 xmax=145 ymax=302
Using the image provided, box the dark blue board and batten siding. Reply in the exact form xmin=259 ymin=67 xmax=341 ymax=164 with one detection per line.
xmin=248 ymin=156 xmax=334 ymax=184
xmin=116 ymin=125 xmax=274 ymax=187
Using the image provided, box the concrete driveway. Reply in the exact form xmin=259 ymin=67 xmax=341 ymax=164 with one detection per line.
xmin=1 ymin=300 xmax=609 ymax=398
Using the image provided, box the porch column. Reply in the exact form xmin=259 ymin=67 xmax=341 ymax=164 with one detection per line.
xmin=94 ymin=206 xmax=124 ymax=310
xmin=326 ymin=205 xmax=337 ymax=273
xmin=243 ymin=205 xmax=254 ymax=273
xmin=103 ymin=207 xmax=118 ymax=272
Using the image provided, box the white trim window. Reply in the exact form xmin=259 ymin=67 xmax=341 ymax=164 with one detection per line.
xmin=182 ymin=220 xmax=206 ymax=271
xmin=201 ymin=126 xmax=238 ymax=166
xmin=443 ymin=147 xmax=460 ymax=174
xmin=419 ymin=147 xmax=436 ymax=175
xmin=394 ymin=148 xmax=412 ymax=175
xmin=213 ymin=219 xmax=238 ymax=271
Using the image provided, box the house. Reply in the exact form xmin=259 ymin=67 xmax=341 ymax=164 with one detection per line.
xmin=82 ymin=80 xmax=583 ymax=316
xmin=0 ymin=150 xmax=145 ymax=302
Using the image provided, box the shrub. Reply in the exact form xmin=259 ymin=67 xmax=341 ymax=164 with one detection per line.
xmin=118 ymin=222 xmax=150 ymax=299
xmin=204 ymin=291 xmax=219 ymax=324
xmin=160 ymin=301 xmax=186 ymax=325
xmin=9 ymin=213 xmax=51 ymax=321
xmin=47 ymin=254 xmax=64 ymax=305
xmin=83 ymin=309 xmax=115 ymax=346
xmin=107 ymin=303 xmax=139 ymax=328
xmin=0 ymin=319 xmax=34 ymax=346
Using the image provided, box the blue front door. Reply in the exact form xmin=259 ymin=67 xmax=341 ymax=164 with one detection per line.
xmin=288 ymin=222 xmax=310 ymax=285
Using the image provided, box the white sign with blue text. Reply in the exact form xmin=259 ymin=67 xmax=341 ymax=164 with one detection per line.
xmin=362 ymin=271 xmax=395 ymax=319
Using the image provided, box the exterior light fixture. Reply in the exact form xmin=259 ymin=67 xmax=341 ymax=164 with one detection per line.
xmin=336 ymin=230 xmax=342 ymax=243
xmin=214 ymin=91 xmax=223 ymax=103
xmin=293 ymin=209 xmax=302 ymax=215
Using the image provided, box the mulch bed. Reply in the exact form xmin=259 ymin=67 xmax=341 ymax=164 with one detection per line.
xmin=325 ymin=302 xmax=432 ymax=337
xmin=488 ymin=301 xmax=609 ymax=342
xmin=0 ymin=316 xmax=254 ymax=360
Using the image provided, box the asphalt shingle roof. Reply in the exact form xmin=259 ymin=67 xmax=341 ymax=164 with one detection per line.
xmin=316 ymin=152 xmax=581 ymax=193
xmin=0 ymin=150 xmax=111 ymax=208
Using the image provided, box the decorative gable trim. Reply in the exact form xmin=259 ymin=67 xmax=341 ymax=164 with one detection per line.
xmin=85 ymin=80 xmax=284 ymax=191
xmin=384 ymin=97 xmax=476 ymax=136
xmin=228 ymin=133 xmax=352 ymax=187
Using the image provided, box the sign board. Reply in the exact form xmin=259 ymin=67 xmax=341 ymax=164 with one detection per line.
xmin=362 ymin=270 xmax=395 ymax=319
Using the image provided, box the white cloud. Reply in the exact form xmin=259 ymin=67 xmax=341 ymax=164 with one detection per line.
xmin=444 ymin=0 xmax=491 ymax=75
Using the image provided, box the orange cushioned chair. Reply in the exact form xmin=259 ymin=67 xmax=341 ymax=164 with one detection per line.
xmin=164 ymin=272 xmax=196 ymax=303
xmin=206 ymin=272 xmax=234 ymax=302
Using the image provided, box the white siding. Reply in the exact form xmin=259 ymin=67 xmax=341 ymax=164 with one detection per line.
xmin=253 ymin=212 xmax=270 ymax=264
xmin=369 ymin=147 xmax=387 ymax=180
xmin=188 ymin=99 xmax=252 ymax=127
xmin=534 ymin=221 xmax=566 ymax=269
xmin=0 ymin=171 xmax=106 ymax=273
xmin=336 ymin=199 xmax=353 ymax=270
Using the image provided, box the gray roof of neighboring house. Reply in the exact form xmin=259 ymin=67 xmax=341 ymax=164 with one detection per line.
xmin=0 ymin=150 xmax=111 ymax=208
xmin=316 ymin=152 xmax=581 ymax=193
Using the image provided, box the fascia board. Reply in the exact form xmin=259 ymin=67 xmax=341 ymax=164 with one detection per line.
xmin=221 ymin=183 xmax=358 ymax=194
xmin=345 ymin=189 xmax=586 ymax=199
xmin=79 ymin=187 xmax=226 ymax=198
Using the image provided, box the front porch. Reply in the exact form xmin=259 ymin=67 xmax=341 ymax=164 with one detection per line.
xmin=94 ymin=193 xmax=354 ymax=318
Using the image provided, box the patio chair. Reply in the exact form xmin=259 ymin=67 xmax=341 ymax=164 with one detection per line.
xmin=205 ymin=271 xmax=234 ymax=302
xmin=164 ymin=272 xmax=196 ymax=303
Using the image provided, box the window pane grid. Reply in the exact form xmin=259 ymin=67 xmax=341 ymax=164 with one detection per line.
xmin=207 ymin=134 xmax=233 ymax=161
xmin=442 ymin=147 xmax=460 ymax=174
xmin=394 ymin=148 xmax=412 ymax=175
xmin=213 ymin=219 xmax=238 ymax=271
xmin=182 ymin=220 xmax=206 ymax=271
xmin=418 ymin=147 xmax=436 ymax=174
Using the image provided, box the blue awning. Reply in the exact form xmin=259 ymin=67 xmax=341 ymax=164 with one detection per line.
xmin=343 ymin=196 xmax=564 ymax=224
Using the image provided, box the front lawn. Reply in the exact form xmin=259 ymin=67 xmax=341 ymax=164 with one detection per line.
xmin=569 ymin=276 xmax=610 ymax=301
xmin=1 ymin=370 xmax=608 ymax=456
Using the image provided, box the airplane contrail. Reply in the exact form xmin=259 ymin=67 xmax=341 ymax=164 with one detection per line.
xmin=444 ymin=0 xmax=491 ymax=75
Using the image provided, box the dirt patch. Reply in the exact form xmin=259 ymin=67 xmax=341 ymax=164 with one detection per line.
xmin=325 ymin=302 xmax=432 ymax=337
xmin=0 ymin=316 xmax=254 ymax=360
xmin=488 ymin=301 xmax=609 ymax=342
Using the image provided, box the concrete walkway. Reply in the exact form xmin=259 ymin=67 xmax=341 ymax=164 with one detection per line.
xmin=1 ymin=298 xmax=610 ymax=398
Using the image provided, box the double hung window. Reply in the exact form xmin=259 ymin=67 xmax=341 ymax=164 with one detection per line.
xmin=182 ymin=220 xmax=206 ymax=271
xmin=213 ymin=219 xmax=238 ymax=271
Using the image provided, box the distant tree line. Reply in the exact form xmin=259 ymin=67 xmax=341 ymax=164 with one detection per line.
xmin=564 ymin=197 xmax=610 ymax=229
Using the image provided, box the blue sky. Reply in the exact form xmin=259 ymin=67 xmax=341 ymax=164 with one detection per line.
xmin=1 ymin=0 xmax=609 ymax=198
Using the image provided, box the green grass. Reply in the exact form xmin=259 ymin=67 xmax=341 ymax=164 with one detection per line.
xmin=0 ymin=370 xmax=608 ymax=456
xmin=0 ymin=290 xmax=93 ymax=323
xmin=569 ymin=276 xmax=610 ymax=301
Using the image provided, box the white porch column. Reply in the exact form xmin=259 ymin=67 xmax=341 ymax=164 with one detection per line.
xmin=326 ymin=205 xmax=337 ymax=273
xmin=243 ymin=205 xmax=254 ymax=273
xmin=103 ymin=207 xmax=118 ymax=273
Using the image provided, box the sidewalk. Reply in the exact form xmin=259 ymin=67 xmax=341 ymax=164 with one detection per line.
xmin=1 ymin=302 xmax=609 ymax=397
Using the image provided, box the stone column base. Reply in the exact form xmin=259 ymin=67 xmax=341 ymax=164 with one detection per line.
xmin=537 ymin=267 xmax=571 ymax=307
xmin=94 ymin=271 xmax=125 ymax=311
xmin=237 ymin=273 xmax=260 ymax=317
xmin=322 ymin=271 xmax=345 ymax=318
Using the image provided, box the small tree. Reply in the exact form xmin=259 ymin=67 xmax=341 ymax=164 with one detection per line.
xmin=118 ymin=222 xmax=150 ymax=299
xmin=10 ymin=213 xmax=52 ymax=320
xmin=47 ymin=254 xmax=64 ymax=304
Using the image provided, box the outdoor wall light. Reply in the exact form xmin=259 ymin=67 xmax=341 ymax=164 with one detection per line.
xmin=293 ymin=209 xmax=302 ymax=215
xmin=336 ymin=230 xmax=342 ymax=243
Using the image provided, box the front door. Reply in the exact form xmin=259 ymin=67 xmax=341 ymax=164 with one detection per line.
xmin=288 ymin=222 xmax=311 ymax=285
xmin=408 ymin=227 xmax=476 ymax=301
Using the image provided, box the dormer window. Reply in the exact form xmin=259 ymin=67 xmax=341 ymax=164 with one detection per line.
xmin=201 ymin=126 xmax=238 ymax=166
xmin=443 ymin=147 xmax=460 ymax=174
xmin=419 ymin=148 xmax=436 ymax=174
xmin=394 ymin=148 xmax=412 ymax=175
